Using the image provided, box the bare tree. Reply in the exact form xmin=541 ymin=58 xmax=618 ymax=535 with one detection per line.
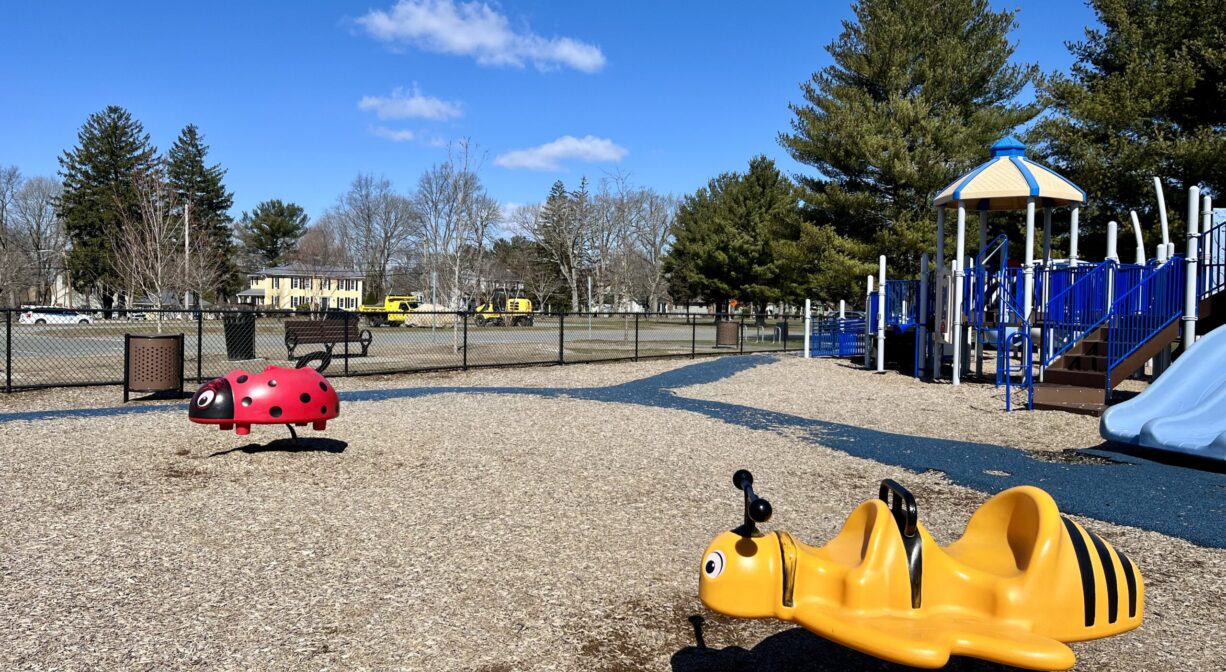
xmin=415 ymin=140 xmax=500 ymax=349
xmin=631 ymin=190 xmax=676 ymax=312
xmin=0 ymin=166 xmax=24 ymax=306
xmin=329 ymin=174 xmax=418 ymax=300
xmin=290 ymin=216 xmax=352 ymax=309
xmin=525 ymin=179 xmax=589 ymax=310
xmin=12 ymin=177 xmax=67 ymax=304
xmin=112 ymin=164 xmax=183 ymax=331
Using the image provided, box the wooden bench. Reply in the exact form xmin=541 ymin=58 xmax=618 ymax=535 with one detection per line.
xmin=284 ymin=319 xmax=373 ymax=361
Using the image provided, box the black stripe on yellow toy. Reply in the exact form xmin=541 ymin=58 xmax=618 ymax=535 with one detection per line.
xmin=1061 ymin=516 xmax=1096 ymax=627
xmin=1118 ymin=550 xmax=1138 ymax=618
xmin=1086 ymin=530 xmax=1120 ymax=623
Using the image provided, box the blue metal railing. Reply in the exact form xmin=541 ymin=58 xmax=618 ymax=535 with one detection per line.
xmin=1040 ymin=259 xmax=1116 ymax=367
xmin=811 ymin=317 xmax=866 ymax=357
xmin=1106 ymin=256 xmax=1185 ymax=390
xmin=885 ymin=279 xmax=919 ymax=329
xmin=1199 ymin=217 xmax=1226 ymax=300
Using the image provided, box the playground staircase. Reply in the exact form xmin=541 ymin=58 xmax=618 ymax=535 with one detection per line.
xmin=1033 ymin=321 xmax=1180 ymax=415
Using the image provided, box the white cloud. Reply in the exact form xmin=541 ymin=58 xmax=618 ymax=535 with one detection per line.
xmin=371 ymin=126 xmax=416 ymax=142
xmin=356 ymin=0 xmax=606 ymax=73
xmin=359 ymin=85 xmax=463 ymax=120
xmin=495 ymin=135 xmax=628 ymax=171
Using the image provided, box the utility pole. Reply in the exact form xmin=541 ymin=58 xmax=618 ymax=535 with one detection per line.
xmin=183 ymin=201 xmax=191 ymax=309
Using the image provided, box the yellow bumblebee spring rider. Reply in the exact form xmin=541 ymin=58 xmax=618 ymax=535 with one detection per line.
xmin=698 ymin=471 xmax=1143 ymax=670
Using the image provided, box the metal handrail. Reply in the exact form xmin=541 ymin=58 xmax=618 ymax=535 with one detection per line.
xmin=1106 ymin=256 xmax=1185 ymax=390
xmin=1040 ymin=259 xmax=1117 ymax=367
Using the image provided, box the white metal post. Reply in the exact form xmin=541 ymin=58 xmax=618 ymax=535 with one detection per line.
xmin=839 ymin=300 xmax=845 ymax=319
xmin=1023 ymin=198 xmax=1036 ymax=322
xmin=934 ymin=208 xmax=946 ymax=381
xmin=1069 ymin=206 xmax=1080 ymax=266
xmin=431 ymin=270 xmax=438 ymax=333
xmin=1107 ymin=220 xmax=1119 ymax=306
xmin=804 ymin=298 xmax=812 ymax=359
xmin=918 ymin=252 xmax=929 ymax=379
xmin=953 ymin=204 xmax=966 ymax=385
xmin=1184 ymin=187 xmax=1201 ymax=351
xmin=1154 ymin=177 xmax=1170 ymax=250
xmin=1130 ymin=211 xmax=1147 ymax=264
xmin=865 ymin=275 xmax=874 ymax=370
xmin=877 ymin=256 xmax=886 ymax=373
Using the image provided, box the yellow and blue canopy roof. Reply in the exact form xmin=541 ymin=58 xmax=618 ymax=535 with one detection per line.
xmin=933 ymin=137 xmax=1085 ymax=211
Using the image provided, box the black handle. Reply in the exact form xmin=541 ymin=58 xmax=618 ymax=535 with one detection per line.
xmin=733 ymin=469 xmax=772 ymax=536
xmin=878 ymin=479 xmax=923 ymax=609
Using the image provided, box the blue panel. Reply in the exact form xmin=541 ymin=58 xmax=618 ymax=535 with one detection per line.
xmin=1009 ymin=156 xmax=1040 ymax=197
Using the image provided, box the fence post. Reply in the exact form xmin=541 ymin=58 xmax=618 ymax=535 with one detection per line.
xmin=462 ymin=311 xmax=469 ymax=370
xmin=634 ymin=313 xmax=639 ymax=361
xmin=691 ymin=315 xmax=696 ymax=359
xmin=5 ymin=310 xmax=10 ymax=393
xmin=782 ymin=316 xmax=789 ymax=353
xmin=196 ymin=309 xmax=203 ymax=382
xmin=558 ymin=312 xmax=565 ymax=364
xmin=344 ymin=311 xmax=350 ymax=376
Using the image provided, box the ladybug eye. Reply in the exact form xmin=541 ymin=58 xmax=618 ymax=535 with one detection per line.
xmin=703 ymin=551 xmax=725 ymax=579
xmin=196 ymin=390 xmax=215 ymax=408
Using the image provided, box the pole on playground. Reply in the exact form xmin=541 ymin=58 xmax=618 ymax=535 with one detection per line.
xmin=877 ymin=256 xmax=886 ymax=373
xmin=864 ymin=275 xmax=874 ymax=370
xmin=1184 ymin=186 xmax=1200 ymax=352
xmin=1154 ymin=177 xmax=1170 ymax=250
xmin=952 ymin=204 xmax=966 ymax=385
xmin=918 ymin=253 xmax=929 ymax=380
xmin=1129 ymin=211 xmax=1147 ymax=265
xmin=803 ymin=298 xmax=811 ymax=359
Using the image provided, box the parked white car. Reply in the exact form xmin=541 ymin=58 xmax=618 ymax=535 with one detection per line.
xmin=18 ymin=307 xmax=93 ymax=325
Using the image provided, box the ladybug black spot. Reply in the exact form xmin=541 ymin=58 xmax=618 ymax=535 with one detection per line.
xmin=236 ymin=375 xmax=248 ymax=384
xmin=241 ymin=397 xmax=252 ymax=407
xmin=300 ymin=393 xmax=311 ymax=403
xmin=319 ymin=381 xmax=327 ymax=392
xmin=269 ymin=406 xmax=282 ymax=418
xmin=320 ymin=405 xmax=327 ymax=414
xmin=268 ymin=380 xmax=277 ymax=387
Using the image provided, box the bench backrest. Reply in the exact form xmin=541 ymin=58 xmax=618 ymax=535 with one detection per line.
xmin=285 ymin=319 xmax=360 ymax=344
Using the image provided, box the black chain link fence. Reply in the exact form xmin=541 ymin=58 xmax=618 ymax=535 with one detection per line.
xmin=0 ymin=308 xmax=798 ymax=391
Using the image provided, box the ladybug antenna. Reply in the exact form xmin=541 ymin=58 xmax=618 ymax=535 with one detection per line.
xmin=732 ymin=470 xmax=772 ymax=537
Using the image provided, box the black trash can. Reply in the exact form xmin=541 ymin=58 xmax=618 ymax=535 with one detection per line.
xmin=222 ymin=312 xmax=256 ymax=360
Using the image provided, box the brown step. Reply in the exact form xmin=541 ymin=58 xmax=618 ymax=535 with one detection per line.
xmin=1032 ymin=383 xmax=1107 ymax=416
xmin=1057 ymin=353 xmax=1109 ymax=372
xmin=1044 ymin=368 xmax=1106 ymax=387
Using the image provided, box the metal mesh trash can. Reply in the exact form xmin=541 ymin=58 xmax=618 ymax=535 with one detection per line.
xmin=222 ymin=312 xmax=256 ymax=360
xmin=715 ymin=320 xmax=740 ymax=347
xmin=124 ymin=334 xmax=184 ymax=402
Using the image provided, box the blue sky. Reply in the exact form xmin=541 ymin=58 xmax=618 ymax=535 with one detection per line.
xmin=0 ymin=1 xmax=1097 ymax=227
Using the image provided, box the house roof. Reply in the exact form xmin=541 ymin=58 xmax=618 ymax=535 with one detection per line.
xmin=251 ymin=264 xmax=364 ymax=279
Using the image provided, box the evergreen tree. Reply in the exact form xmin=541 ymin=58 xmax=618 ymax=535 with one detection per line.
xmin=167 ymin=124 xmax=240 ymax=298
xmin=236 ymin=200 xmax=308 ymax=267
xmin=1033 ymin=0 xmax=1226 ymax=239
xmin=57 ymin=105 xmax=157 ymax=310
xmin=665 ymin=156 xmax=802 ymax=313
xmin=779 ymin=0 xmax=1037 ymax=299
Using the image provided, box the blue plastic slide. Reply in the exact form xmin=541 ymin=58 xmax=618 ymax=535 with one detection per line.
xmin=1100 ymin=323 xmax=1226 ymax=461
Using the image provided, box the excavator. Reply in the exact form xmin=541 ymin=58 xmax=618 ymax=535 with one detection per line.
xmin=473 ymin=289 xmax=533 ymax=327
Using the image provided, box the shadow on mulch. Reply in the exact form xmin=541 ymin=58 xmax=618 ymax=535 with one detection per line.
xmin=208 ymin=438 xmax=348 ymax=457
xmin=671 ymin=616 xmax=1017 ymax=672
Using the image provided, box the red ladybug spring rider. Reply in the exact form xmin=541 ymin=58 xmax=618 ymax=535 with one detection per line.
xmin=189 ymin=366 xmax=339 ymax=440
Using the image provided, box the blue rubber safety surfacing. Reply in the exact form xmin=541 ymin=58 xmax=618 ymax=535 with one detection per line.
xmin=2 ymin=355 xmax=1223 ymax=548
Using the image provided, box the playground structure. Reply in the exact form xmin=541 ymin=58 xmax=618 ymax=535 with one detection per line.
xmin=189 ymin=365 xmax=340 ymax=439
xmin=699 ymin=470 xmax=1144 ymax=670
xmin=807 ymin=138 xmax=1224 ymax=428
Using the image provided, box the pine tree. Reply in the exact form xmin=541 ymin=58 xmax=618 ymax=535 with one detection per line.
xmin=57 ymin=106 xmax=157 ymax=311
xmin=1033 ymin=0 xmax=1226 ymax=236
xmin=779 ymin=0 xmax=1037 ymax=297
xmin=167 ymin=124 xmax=240 ymax=298
xmin=236 ymin=200 xmax=308 ymax=268
xmin=665 ymin=156 xmax=803 ymax=313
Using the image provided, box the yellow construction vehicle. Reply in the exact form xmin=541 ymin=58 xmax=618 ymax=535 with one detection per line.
xmin=474 ymin=290 xmax=534 ymax=327
xmin=358 ymin=294 xmax=421 ymax=327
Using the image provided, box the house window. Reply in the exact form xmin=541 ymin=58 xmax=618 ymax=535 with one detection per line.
xmin=322 ymin=278 xmax=331 ymax=291
xmin=272 ymin=277 xmax=280 ymax=290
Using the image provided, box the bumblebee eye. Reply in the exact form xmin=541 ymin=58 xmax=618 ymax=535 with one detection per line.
xmin=703 ymin=550 xmax=725 ymax=579
xmin=196 ymin=390 xmax=216 ymax=408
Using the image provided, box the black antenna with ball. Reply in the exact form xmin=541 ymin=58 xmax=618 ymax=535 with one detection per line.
xmin=732 ymin=469 xmax=772 ymax=537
